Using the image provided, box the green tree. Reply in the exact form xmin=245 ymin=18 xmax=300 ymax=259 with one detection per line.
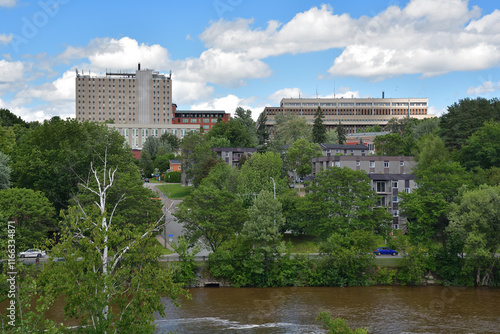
xmin=154 ymin=153 xmax=175 ymax=173
xmin=142 ymin=136 xmax=172 ymax=161
xmin=384 ymin=117 xmax=412 ymax=134
xmin=160 ymin=132 xmax=181 ymax=152
xmin=324 ymin=129 xmax=339 ymax=144
xmin=312 ymin=106 xmax=327 ymax=143
xmin=0 ymin=126 xmax=16 ymax=155
xmin=440 ymin=97 xmax=500 ymax=151
xmin=0 ymin=151 xmax=11 ymax=189
xmin=414 ymin=134 xmax=449 ymax=169
xmin=0 ymin=188 xmax=55 ymax=251
xmin=298 ymin=167 xmax=384 ymax=238
xmin=317 ymin=230 xmax=377 ymax=286
xmin=37 ymin=160 xmax=185 ymax=332
xmin=363 ymin=124 xmax=382 ymax=132
xmin=239 ymin=190 xmax=287 ymax=286
xmin=285 ymin=138 xmax=322 ymax=178
xmin=400 ymin=159 xmax=472 ymax=244
xmin=237 ymin=151 xmax=287 ymax=206
xmin=447 ymin=185 xmax=500 ymax=286
xmin=335 ymin=121 xmax=346 ymax=144
xmin=12 ymin=118 xmax=134 ymax=212
xmin=174 ymin=184 xmax=248 ymax=252
xmin=140 ymin=150 xmax=155 ymax=177
xmin=274 ymin=113 xmax=311 ymax=144
xmin=459 ymin=121 xmax=500 ymax=170
xmin=256 ymin=111 xmax=269 ymax=145
xmin=234 ymin=106 xmax=258 ymax=146
xmin=0 ymin=108 xmax=28 ymax=128
xmin=374 ymin=133 xmax=404 ymax=155
xmin=180 ymin=132 xmax=218 ymax=186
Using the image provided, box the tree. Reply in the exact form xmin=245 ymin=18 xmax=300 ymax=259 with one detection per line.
xmin=335 ymin=121 xmax=346 ymax=144
xmin=174 ymin=184 xmax=248 ymax=252
xmin=312 ymin=107 xmax=327 ymax=144
xmin=160 ymin=132 xmax=180 ymax=152
xmin=324 ymin=129 xmax=339 ymax=144
xmin=285 ymin=138 xmax=322 ymax=178
xmin=274 ymin=113 xmax=311 ymax=144
xmin=0 ymin=151 xmax=11 ymax=189
xmin=414 ymin=134 xmax=449 ymax=169
xmin=142 ymin=136 xmax=172 ymax=161
xmin=439 ymin=97 xmax=500 ymax=151
xmin=0 ymin=188 xmax=55 ymax=251
xmin=384 ymin=117 xmax=412 ymax=134
xmin=298 ymin=167 xmax=385 ymax=238
xmin=234 ymin=106 xmax=258 ymax=146
xmin=238 ymin=190 xmax=286 ymax=286
xmin=459 ymin=121 xmax=500 ymax=170
xmin=363 ymin=124 xmax=382 ymax=132
xmin=154 ymin=153 xmax=175 ymax=173
xmin=446 ymin=185 xmax=500 ymax=286
xmin=256 ymin=111 xmax=269 ymax=145
xmin=12 ymin=119 xmax=135 ymax=212
xmin=237 ymin=151 xmax=287 ymax=206
xmin=0 ymin=126 xmax=16 ymax=155
xmin=400 ymin=159 xmax=472 ymax=244
xmin=37 ymin=159 xmax=185 ymax=332
xmin=180 ymin=131 xmax=218 ymax=186
xmin=374 ymin=133 xmax=404 ymax=156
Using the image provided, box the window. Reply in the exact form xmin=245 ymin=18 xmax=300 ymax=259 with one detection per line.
xmin=203 ymin=125 xmax=209 ymax=130
xmin=393 ymin=210 xmax=399 ymax=217
xmin=203 ymin=119 xmax=210 ymax=123
xmin=400 ymin=161 xmax=404 ymax=166
xmin=355 ymin=161 xmax=360 ymax=166
xmin=392 ymin=181 xmax=398 ymax=188
xmin=378 ymin=196 xmax=386 ymax=206
xmin=369 ymin=161 xmax=375 ymax=168
xmin=404 ymin=188 xmax=411 ymax=194
xmin=384 ymin=161 xmax=389 ymax=168
xmin=190 ymin=119 xmax=197 ymax=123
xmin=182 ymin=119 xmax=189 ymax=123
xmin=376 ymin=181 xmax=386 ymax=193
xmin=393 ymin=196 xmax=398 ymax=202
xmin=393 ymin=224 xmax=399 ymax=230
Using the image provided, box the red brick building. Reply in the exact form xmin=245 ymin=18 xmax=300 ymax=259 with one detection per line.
xmin=172 ymin=109 xmax=229 ymax=131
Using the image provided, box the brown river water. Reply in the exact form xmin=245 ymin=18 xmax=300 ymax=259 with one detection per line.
xmin=155 ymin=286 xmax=500 ymax=334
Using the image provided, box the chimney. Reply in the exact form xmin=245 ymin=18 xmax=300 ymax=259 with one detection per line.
xmin=138 ymin=63 xmax=141 ymax=71
xmin=382 ymin=90 xmax=385 ymax=99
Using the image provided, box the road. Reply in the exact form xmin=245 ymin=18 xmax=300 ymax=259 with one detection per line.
xmin=143 ymin=182 xmax=210 ymax=257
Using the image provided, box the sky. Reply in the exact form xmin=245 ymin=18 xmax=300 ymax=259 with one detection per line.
xmin=0 ymin=0 xmax=499 ymax=122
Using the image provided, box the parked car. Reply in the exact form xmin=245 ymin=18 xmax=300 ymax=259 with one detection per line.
xmin=19 ymin=249 xmax=46 ymax=258
xmin=144 ymin=178 xmax=149 ymax=183
xmin=373 ymin=247 xmax=398 ymax=256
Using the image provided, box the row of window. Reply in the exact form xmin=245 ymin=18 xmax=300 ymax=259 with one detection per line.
xmin=282 ymin=102 xmax=427 ymax=107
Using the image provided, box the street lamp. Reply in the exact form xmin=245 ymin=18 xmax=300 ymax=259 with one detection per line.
xmin=270 ymin=176 xmax=276 ymax=199
xmin=270 ymin=176 xmax=276 ymax=229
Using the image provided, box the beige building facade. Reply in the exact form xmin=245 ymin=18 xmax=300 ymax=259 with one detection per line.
xmin=264 ymin=97 xmax=434 ymax=136
xmin=76 ymin=65 xmax=201 ymax=148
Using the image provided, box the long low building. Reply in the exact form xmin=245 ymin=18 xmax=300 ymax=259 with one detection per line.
xmin=264 ymin=96 xmax=434 ymax=137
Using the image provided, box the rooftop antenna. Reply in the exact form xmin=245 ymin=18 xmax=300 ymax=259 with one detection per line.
xmin=334 ymin=80 xmax=336 ymax=99
xmin=316 ymin=85 xmax=318 ymax=99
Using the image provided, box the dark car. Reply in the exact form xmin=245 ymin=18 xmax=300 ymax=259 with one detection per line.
xmin=373 ymin=247 xmax=398 ymax=256
xmin=144 ymin=178 xmax=149 ymax=183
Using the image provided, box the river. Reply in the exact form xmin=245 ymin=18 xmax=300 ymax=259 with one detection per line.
xmin=155 ymin=286 xmax=500 ymax=334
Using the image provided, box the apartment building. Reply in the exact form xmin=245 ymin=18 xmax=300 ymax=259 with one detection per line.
xmin=264 ymin=96 xmax=434 ymax=137
xmin=312 ymin=155 xmax=417 ymax=229
xmin=212 ymin=147 xmax=257 ymax=168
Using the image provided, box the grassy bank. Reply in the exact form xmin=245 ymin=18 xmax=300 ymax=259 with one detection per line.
xmin=156 ymin=183 xmax=193 ymax=199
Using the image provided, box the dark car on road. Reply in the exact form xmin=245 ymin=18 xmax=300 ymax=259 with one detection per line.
xmin=373 ymin=247 xmax=398 ymax=256
xmin=144 ymin=178 xmax=149 ymax=183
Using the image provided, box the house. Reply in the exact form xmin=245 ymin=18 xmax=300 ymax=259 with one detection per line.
xmin=319 ymin=144 xmax=369 ymax=157
xmin=169 ymin=159 xmax=182 ymax=172
xmin=211 ymin=147 xmax=257 ymax=168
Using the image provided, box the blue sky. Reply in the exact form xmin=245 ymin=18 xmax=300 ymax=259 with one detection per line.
xmin=0 ymin=0 xmax=499 ymax=122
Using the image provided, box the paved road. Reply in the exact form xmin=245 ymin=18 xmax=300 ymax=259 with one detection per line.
xmin=143 ymin=182 xmax=210 ymax=257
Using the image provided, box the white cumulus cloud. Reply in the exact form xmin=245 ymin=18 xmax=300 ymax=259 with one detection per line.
xmin=466 ymin=81 xmax=500 ymax=95
xmin=0 ymin=0 xmax=17 ymax=7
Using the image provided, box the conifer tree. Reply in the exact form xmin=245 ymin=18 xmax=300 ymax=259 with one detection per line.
xmin=312 ymin=106 xmax=326 ymax=144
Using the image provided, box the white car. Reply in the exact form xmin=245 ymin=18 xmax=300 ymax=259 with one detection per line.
xmin=19 ymin=249 xmax=46 ymax=258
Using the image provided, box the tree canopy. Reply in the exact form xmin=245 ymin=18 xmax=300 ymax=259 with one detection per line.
xmin=312 ymin=107 xmax=327 ymax=144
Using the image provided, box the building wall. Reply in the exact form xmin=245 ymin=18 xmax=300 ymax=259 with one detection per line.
xmin=75 ymin=67 xmax=172 ymax=125
xmin=264 ymin=97 xmax=434 ymax=137
xmin=172 ymin=110 xmax=230 ymax=131
xmin=212 ymin=147 xmax=257 ymax=168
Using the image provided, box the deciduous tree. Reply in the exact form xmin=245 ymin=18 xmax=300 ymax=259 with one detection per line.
xmin=285 ymin=138 xmax=322 ymax=178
